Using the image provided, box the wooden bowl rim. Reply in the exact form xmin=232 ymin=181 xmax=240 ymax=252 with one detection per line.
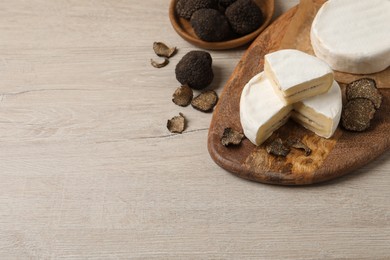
xmin=169 ymin=0 xmax=275 ymax=50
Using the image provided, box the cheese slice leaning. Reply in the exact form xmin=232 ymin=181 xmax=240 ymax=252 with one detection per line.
xmin=240 ymin=72 xmax=292 ymax=146
xmin=292 ymin=80 xmax=342 ymax=138
xmin=264 ymin=49 xmax=334 ymax=105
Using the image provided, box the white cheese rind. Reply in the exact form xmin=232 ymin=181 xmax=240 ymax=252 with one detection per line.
xmin=292 ymin=80 xmax=342 ymax=138
xmin=311 ymin=0 xmax=390 ymax=74
xmin=240 ymin=72 xmax=292 ymax=146
xmin=264 ymin=49 xmax=333 ymax=104
xmin=240 ymin=75 xmax=342 ymax=145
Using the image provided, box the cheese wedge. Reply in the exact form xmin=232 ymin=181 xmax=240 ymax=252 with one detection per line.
xmin=240 ymin=72 xmax=292 ymax=146
xmin=264 ymin=49 xmax=334 ymax=104
xmin=311 ymin=0 xmax=390 ymax=74
xmin=292 ymin=80 xmax=342 ymax=138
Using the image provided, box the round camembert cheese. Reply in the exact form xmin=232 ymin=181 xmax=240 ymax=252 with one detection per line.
xmin=264 ymin=49 xmax=334 ymax=104
xmin=311 ymin=0 xmax=390 ymax=74
xmin=240 ymin=72 xmax=292 ymax=146
xmin=292 ymin=80 xmax=342 ymax=138
xmin=240 ymin=74 xmax=342 ymax=146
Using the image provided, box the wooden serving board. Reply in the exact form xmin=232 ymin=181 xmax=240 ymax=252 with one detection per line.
xmin=207 ymin=4 xmax=390 ymax=185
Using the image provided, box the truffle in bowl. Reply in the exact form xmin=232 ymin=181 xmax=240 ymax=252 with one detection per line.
xmin=169 ymin=0 xmax=275 ymax=50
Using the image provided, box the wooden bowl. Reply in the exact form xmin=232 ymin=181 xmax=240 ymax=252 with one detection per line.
xmin=169 ymin=0 xmax=275 ymax=50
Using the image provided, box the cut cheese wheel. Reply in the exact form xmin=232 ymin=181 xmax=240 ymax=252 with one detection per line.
xmin=292 ymin=80 xmax=342 ymax=139
xmin=311 ymin=0 xmax=390 ymax=74
xmin=264 ymin=49 xmax=333 ymax=105
xmin=240 ymin=72 xmax=292 ymax=146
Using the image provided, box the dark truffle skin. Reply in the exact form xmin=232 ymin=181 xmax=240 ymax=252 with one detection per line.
xmin=175 ymin=51 xmax=214 ymax=90
xmin=346 ymin=78 xmax=382 ymax=109
xmin=221 ymin=127 xmax=244 ymax=147
xmin=266 ymin=138 xmax=290 ymax=157
xmin=191 ymin=9 xmax=232 ymax=42
xmin=225 ymin=0 xmax=264 ymax=35
xmin=341 ymin=99 xmax=376 ymax=132
xmin=191 ymin=90 xmax=218 ymax=112
xmin=219 ymin=0 xmax=236 ymax=9
xmin=176 ymin=0 xmax=218 ymax=20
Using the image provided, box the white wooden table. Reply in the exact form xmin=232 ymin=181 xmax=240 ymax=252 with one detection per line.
xmin=0 ymin=0 xmax=389 ymax=258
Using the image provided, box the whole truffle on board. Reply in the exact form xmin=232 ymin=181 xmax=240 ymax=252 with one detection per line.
xmin=176 ymin=0 xmax=218 ymax=20
xmin=225 ymin=0 xmax=264 ymax=35
xmin=191 ymin=9 xmax=232 ymax=42
xmin=175 ymin=51 xmax=214 ymax=90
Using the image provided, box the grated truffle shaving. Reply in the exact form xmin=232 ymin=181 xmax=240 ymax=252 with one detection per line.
xmin=266 ymin=138 xmax=290 ymax=157
xmin=341 ymin=99 xmax=376 ymax=132
xmin=346 ymin=78 xmax=382 ymax=110
xmin=167 ymin=113 xmax=186 ymax=133
xmin=172 ymin=85 xmax=193 ymax=107
xmin=151 ymin=58 xmax=169 ymax=68
xmin=153 ymin=42 xmax=177 ymax=58
xmin=287 ymin=138 xmax=311 ymax=156
xmin=191 ymin=90 xmax=218 ymax=112
xmin=221 ymin=127 xmax=244 ymax=146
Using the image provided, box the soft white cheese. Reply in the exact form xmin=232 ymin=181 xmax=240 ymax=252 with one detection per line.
xmin=311 ymin=0 xmax=390 ymax=74
xmin=292 ymin=80 xmax=342 ymax=138
xmin=240 ymin=74 xmax=342 ymax=146
xmin=240 ymin=72 xmax=292 ymax=146
xmin=264 ymin=49 xmax=334 ymax=104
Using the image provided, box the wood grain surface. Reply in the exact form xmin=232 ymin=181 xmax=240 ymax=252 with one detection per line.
xmin=0 ymin=0 xmax=389 ymax=259
xmin=208 ymin=3 xmax=390 ymax=185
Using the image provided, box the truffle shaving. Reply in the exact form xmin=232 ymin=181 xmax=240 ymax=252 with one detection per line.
xmin=191 ymin=90 xmax=218 ymax=112
xmin=172 ymin=85 xmax=193 ymax=107
xmin=287 ymin=138 xmax=311 ymax=156
xmin=167 ymin=113 xmax=186 ymax=133
xmin=341 ymin=99 xmax=376 ymax=132
xmin=151 ymin=58 xmax=169 ymax=68
xmin=153 ymin=42 xmax=177 ymax=58
xmin=221 ymin=127 xmax=244 ymax=146
xmin=266 ymin=138 xmax=290 ymax=157
xmin=346 ymin=78 xmax=382 ymax=109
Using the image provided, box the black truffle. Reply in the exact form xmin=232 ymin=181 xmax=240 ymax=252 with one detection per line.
xmin=225 ymin=0 xmax=264 ymax=35
xmin=341 ymin=99 xmax=376 ymax=132
xmin=286 ymin=138 xmax=311 ymax=156
xmin=172 ymin=85 xmax=193 ymax=107
xmin=167 ymin=113 xmax=186 ymax=133
xmin=346 ymin=78 xmax=382 ymax=109
xmin=221 ymin=127 xmax=244 ymax=147
xmin=191 ymin=9 xmax=232 ymax=42
xmin=191 ymin=90 xmax=218 ymax=112
xmin=175 ymin=51 xmax=214 ymax=90
xmin=219 ymin=0 xmax=236 ymax=9
xmin=266 ymin=138 xmax=290 ymax=157
xmin=176 ymin=0 xmax=218 ymax=20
